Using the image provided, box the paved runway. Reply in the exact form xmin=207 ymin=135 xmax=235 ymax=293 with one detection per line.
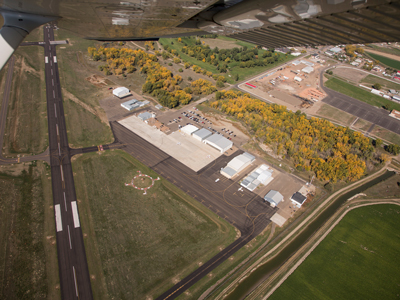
xmin=43 ymin=25 xmax=93 ymax=300
xmin=320 ymin=70 xmax=400 ymax=135
xmin=111 ymin=122 xmax=276 ymax=299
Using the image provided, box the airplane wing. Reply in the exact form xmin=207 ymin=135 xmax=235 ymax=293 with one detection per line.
xmin=1 ymin=0 xmax=400 ymax=69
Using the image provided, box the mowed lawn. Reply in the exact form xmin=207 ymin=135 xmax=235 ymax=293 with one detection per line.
xmin=269 ymin=204 xmax=400 ymax=300
xmin=325 ymin=77 xmax=400 ymax=111
xmin=72 ymin=150 xmax=236 ymax=299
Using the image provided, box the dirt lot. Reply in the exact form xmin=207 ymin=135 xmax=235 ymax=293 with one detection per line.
xmin=241 ymin=58 xmax=327 ymax=111
xmin=332 ymin=67 xmax=368 ymax=83
xmin=200 ymin=38 xmax=238 ymax=50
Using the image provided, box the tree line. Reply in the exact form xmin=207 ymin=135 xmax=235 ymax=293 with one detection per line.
xmin=210 ymin=90 xmax=382 ymax=182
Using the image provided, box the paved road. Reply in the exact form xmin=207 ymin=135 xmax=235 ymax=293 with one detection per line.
xmin=320 ymin=68 xmax=400 ymax=135
xmin=43 ymin=25 xmax=93 ymax=299
xmin=111 ymin=122 xmax=276 ymax=299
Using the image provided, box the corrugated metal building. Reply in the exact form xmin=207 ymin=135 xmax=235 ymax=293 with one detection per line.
xmin=204 ymin=134 xmax=233 ymax=153
xmin=192 ymin=128 xmax=212 ymax=142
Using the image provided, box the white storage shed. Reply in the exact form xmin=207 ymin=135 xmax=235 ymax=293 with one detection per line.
xmin=113 ymin=87 xmax=131 ymax=98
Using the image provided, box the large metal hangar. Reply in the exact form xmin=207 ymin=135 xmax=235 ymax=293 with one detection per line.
xmin=221 ymin=152 xmax=255 ymax=179
xmin=181 ymin=124 xmax=199 ymax=135
xmin=193 ymin=128 xmax=212 ymax=142
xmin=203 ymin=134 xmax=233 ymax=153
xmin=113 ymin=87 xmax=131 ymax=98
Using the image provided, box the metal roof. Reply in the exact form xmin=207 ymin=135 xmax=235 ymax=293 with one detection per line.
xmin=291 ymin=192 xmax=307 ymax=205
xmin=138 ymin=112 xmax=154 ymax=120
xmin=264 ymin=190 xmax=283 ymax=205
xmin=204 ymin=134 xmax=233 ymax=151
xmin=181 ymin=124 xmax=199 ymax=135
xmin=193 ymin=128 xmax=212 ymax=140
xmin=221 ymin=166 xmax=236 ymax=177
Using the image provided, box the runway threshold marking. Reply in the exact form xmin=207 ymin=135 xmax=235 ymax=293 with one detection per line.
xmin=55 ymin=204 xmax=63 ymax=232
xmin=67 ymin=225 xmax=72 ymax=249
xmin=63 ymin=192 xmax=67 ymax=211
xmin=45 ymin=56 xmax=48 ymax=64
xmin=72 ymin=266 xmax=79 ymax=297
xmin=71 ymin=201 xmax=81 ymax=228
xmin=53 ymin=56 xmax=57 ymax=63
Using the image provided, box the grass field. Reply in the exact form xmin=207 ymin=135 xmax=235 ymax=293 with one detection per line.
xmin=3 ymin=44 xmax=48 ymax=156
xmin=371 ymin=125 xmax=400 ymax=145
xmin=316 ymin=103 xmax=356 ymax=126
xmin=269 ymin=204 xmax=400 ymax=300
xmin=325 ymin=77 xmax=400 ymax=111
xmin=159 ymin=37 xmax=296 ymax=84
xmin=72 ymin=150 xmax=236 ymax=300
xmin=361 ymin=174 xmax=400 ymax=199
xmin=0 ymin=163 xmax=59 ymax=300
xmin=54 ymin=29 xmax=114 ymax=148
xmin=366 ymin=52 xmax=400 ymax=69
xmin=352 ymin=118 xmax=372 ymax=132
xmin=360 ymin=74 xmax=400 ymax=91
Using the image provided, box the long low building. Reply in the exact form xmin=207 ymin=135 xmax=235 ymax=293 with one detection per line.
xmin=221 ymin=152 xmax=255 ymax=179
xmin=204 ymin=134 xmax=233 ymax=153
xmin=193 ymin=128 xmax=212 ymax=142
xmin=241 ymin=164 xmax=273 ymax=191
xmin=121 ymin=99 xmax=140 ymax=111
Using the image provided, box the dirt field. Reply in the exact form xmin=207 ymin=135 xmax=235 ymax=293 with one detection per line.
xmin=332 ymin=67 xmax=368 ymax=83
xmin=200 ymin=38 xmax=238 ymax=50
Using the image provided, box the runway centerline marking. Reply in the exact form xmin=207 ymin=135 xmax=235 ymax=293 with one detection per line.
xmin=72 ymin=266 xmax=79 ymax=297
xmin=58 ymin=143 xmax=61 ymax=156
xmin=56 ymin=124 xmax=59 ymax=136
xmin=60 ymin=165 xmax=64 ymax=182
xmin=51 ymin=69 xmax=53 ymax=75
xmin=52 ymin=79 xmax=54 ymax=86
xmin=53 ymin=90 xmax=55 ymax=98
xmin=67 ymin=225 xmax=72 ymax=249
xmin=63 ymin=192 xmax=67 ymax=211
xmin=54 ymin=104 xmax=57 ymax=118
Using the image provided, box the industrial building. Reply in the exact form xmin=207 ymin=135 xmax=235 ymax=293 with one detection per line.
xmin=138 ymin=112 xmax=155 ymax=121
xmin=113 ymin=87 xmax=131 ymax=98
xmin=290 ymin=192 xmax=307 ymax=208
xmin=181 ymin=124 xmax=199 ymax=135
xmin=220 ymin=152 xmax=255 ymax=179
xmin=121 ymin=99 xmax=140 ymax=111
xmin=302 ymin=66 xmax=314 ymax=74
xmin=204 ymin=134 xmax=233 ymax=153
xmin=241 ymin=164 xmax=273 ymax=191
xmin=192 ymin=128 xmax=212 ymax=142
xmin=264 ymin=190 xmax=283 ymax=207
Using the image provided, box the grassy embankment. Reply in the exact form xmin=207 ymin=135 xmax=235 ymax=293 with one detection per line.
xmin=159 ymin=36 xmax=296 ymax=84
xmin=269 ymin=203 xmax=400 ymax=300
xmin=0 ymin=162 xmax=59 ymax=300
xmin=365 ymin=52 xmax=400 ymax=69
xmin=72 ymin=150 xmax=236 ymax=300
xmin=3 ymin=27 xmax=48 ymax=157
xmin=54 ymin=29 xmax=114 ymax=148
xmin=325 ymin=76 xmax=400 ymax=111
xmin=361 ymin=74 xmax=400 ymax=91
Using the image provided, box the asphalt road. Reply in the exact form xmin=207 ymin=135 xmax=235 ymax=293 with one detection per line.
xmin=320 ymin=68 xmax=400 ymax=135
xmin=111 ymin=121 xmax=276 ymax=299
xmin=43 ymin=25 xmax=93 ymax=300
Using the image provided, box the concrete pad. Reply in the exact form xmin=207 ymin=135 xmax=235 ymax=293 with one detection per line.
xmin=270 ymin=213 xmax=287 ymax=227
xmin=119 ymin=115 xmax=222 ymax=171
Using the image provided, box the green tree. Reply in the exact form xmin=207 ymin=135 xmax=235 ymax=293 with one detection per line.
xmin=373 ymin=83 xmax=382 ymax=90
xmin=385 ymin=144 xmax=400 ymax=155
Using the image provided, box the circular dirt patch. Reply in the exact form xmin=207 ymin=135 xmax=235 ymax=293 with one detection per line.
xmin=133 ymin=176 xmax=152 ymax=189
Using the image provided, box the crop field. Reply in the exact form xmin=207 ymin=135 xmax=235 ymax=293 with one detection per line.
xmin=360 ymin=74 xmax=400 ymax=90
xmin=3 ymin=44 xmax=48 ymax=156
xmin=72 ymin=150 xmax=236 ymax=300
xmin=366 ymin=52 xmax=400 ymax=69
xmin=364 ymin=45 xmax=400 ymax=56
xmin=0 ymin=163 xmax=59 ymax=300
xmin=325 ymin=77 xmax=400 ymax=111
xmin=269 ymin=204 xmax=400 ymax=300
xmin=54 ymin=29 xmax=114 ymax=148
